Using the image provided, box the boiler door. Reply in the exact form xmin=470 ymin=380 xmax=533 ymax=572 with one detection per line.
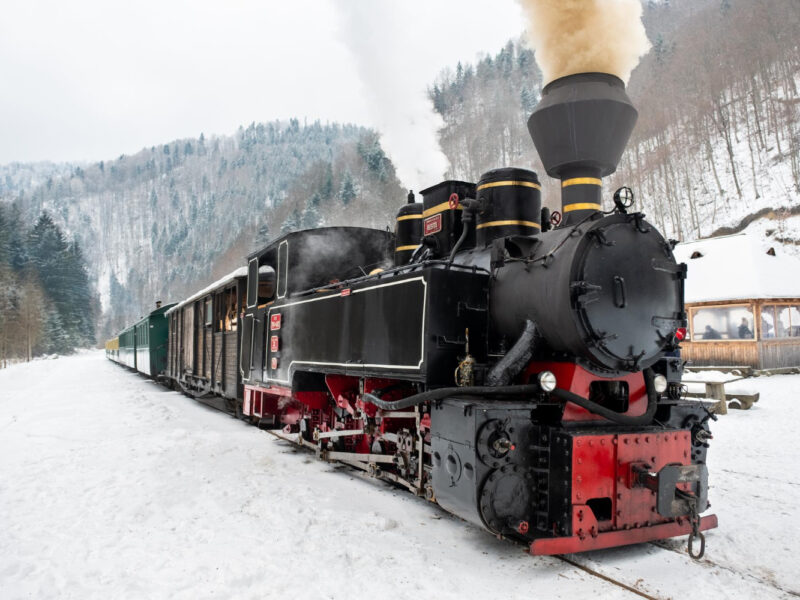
xmin=573 ymin=217 xmax=684 ymax=372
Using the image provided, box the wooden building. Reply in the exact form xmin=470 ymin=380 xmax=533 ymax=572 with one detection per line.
xmin=674 ymin=233 xmax=800 ymax=369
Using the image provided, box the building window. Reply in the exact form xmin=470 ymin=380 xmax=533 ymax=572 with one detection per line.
xmin=761 ymin=304 xmax=800 ymax=339
xmin=690 ymin=304 xmax=755 ymax=341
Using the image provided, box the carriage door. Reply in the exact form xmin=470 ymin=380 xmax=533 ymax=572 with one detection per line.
xmin=240 ymin=258 xmax=258 ymax=381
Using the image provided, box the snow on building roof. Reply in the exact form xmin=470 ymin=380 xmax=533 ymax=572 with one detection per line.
xmin=165 ymin=266 xmax=248 ymax=315
xmin=674 ymin=233 xmax=800 ymax=303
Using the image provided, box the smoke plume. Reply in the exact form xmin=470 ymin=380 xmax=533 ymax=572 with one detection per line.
xmin=335 ymin=3 xmax=450 ymax=192
xmin=517 ymin=0 xmax=650 ymax=85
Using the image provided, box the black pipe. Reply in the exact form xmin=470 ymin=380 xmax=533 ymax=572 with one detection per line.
xmin=363 ymin=383 xmax=543 ymax=411
xmin=549 ymin=368 xmax=658 ymax=426
xmin=364 ymin=368 xmax=657 ymax=426
xmin=448 ymin=200 xmax=476 ymax=263
xmin=486 ymin=320 xmax=538 ymax=386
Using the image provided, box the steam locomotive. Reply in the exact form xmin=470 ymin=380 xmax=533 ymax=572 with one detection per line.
xmin=107 ymin=72 xmax=717 ymax=558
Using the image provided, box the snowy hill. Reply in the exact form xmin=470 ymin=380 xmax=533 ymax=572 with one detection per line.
xmin=1 ymin=123 xmax=404 ymax=338
xmin=431 ymin=0 xmax=799 ymax=244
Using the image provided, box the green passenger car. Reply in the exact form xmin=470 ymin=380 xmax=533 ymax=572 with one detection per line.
xmin=134 ymin=303 xmax=176 ymax=377
xmin=107 ymin=302 xmax=176 ymax=376
xmin=118 ymin=325 xmax=136 ymax=369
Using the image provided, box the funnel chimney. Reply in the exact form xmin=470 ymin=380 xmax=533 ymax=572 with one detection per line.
xmin=528 ymin=73 xmax=637 ymax=225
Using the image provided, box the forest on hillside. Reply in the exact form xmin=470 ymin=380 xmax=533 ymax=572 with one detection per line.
xmin=1 ymin=121 xmax=405 ymax=339
xmin=430 ymin=0 xmax=800 ymax=240
xmin=0 ymin=207 xmax=95 ymax=365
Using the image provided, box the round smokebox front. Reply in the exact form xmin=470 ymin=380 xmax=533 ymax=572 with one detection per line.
xmin=571 ymin=215 xmax=684 ymax=372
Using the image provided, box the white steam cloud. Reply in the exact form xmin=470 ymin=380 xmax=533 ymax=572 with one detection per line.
xmin=335 ymin=3 xmax=450 ymax=192
xmin=517 ymin=0 xmax=650 ymax=85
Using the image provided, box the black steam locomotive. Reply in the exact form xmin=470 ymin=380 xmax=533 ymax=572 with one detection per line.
xmin=111 ymin=72 xmax=717 ymax=558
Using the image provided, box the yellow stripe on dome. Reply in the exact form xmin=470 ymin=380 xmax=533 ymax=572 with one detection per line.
xmin=476 ymin=180 xmax=541 ymax=191
xmin=476 ymin=220 xmax=541 ymax=230
xmin=422 ymin=201 xmax=462 ymax=218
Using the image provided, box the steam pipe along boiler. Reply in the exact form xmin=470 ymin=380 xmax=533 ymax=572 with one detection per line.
xmin=231 ymin=72 xmax=716 ymax=558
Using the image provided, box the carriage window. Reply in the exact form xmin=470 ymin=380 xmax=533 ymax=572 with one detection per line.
xmin=218 ymin=288 xmax=238 ymax=332
xmin=690 ymin=305 xmax=755 ymax=341
xmin=205 ymin=298 xmax=213 ymax=327
xmin=761 ymin=304 xmax=800 ymax=339
xmin=247 ymin=258 xmax=258 ymax=308
xmin=258 ymin=265 xmax=276 ymax=307
xmin=278 ymin=241 xmax=288 ymax=298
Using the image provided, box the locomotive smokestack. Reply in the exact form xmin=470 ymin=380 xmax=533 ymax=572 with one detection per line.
xmin=527 ymin=72 xmax=637 ymax=225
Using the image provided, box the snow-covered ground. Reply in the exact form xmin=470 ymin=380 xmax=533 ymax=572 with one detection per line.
xmin=1 ymin=351 xmax=799 ymax=599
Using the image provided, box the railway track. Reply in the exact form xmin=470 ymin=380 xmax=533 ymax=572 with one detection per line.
xmin=558 ymin=543 xmax=800 ymax=600
xmin=555 ymin=555 xmax=661 ymax=599
xmin=559 ymin=538 xmax=800 ymax=600
xmin=650 ymin=540 xmax=800 ymax=599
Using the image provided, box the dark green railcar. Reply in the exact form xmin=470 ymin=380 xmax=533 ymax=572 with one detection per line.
xmin=133 ymin=302 xmax=176 ymax=377
xmin=118 ymin=325 xmax=136 ymax=369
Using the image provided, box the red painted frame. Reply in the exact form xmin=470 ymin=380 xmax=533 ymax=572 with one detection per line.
xmin=531 ymin=515 xmax=718 ymax=555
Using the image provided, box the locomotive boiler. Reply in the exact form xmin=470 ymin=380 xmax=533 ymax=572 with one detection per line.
xmin=109 ymin=71 xmax=717 ymax=559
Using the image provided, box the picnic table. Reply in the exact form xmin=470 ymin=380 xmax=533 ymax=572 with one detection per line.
xmin=681 ymin=374 xmax=760 ymax=414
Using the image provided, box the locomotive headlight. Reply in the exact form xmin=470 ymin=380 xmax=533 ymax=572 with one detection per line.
xmin=538 ymin=371 xmax=557 ymax=392
xmin=653 ymin=374 xmax=668 ymax=394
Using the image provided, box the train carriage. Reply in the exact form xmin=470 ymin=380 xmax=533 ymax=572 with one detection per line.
xmin=165 ymin=268 xmax=247 ymax=411
xmin=133 ymin=302 xmax=175 ymax=377
xmin=105 ymin=336 xmax=119 ymax=362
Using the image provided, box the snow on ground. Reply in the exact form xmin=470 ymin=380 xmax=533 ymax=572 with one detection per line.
xmin=1 ymin=352 xmax=799 ymax=599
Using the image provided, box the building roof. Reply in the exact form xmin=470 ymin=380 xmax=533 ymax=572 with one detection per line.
xmin=674 ymin=233 xmax=800 ymax=303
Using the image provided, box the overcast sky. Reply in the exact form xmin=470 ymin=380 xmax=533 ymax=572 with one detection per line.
xmin=0 ymin=0 xmax=524 ymax=170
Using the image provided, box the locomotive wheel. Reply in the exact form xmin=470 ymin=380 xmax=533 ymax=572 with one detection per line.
xmin=476 ymin=420 xmax=514 ymax=468
xmin=479 ymin=465 xmax=536 ymax=537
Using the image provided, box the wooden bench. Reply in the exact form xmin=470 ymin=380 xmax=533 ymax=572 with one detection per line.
xmin=681 ymin=377 xmax=760 ymax=414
